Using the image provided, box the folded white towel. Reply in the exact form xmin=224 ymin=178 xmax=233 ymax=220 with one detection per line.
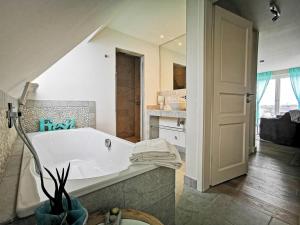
xmin=133 ymin=138 xmax=171 ymax=154
xmin=132 ymin=161 xmax=182 ymax=170
xmin=130 ymin=138 xmax=176 ymax=161
xmin=130 ymin=139 xmax=182 ymax=169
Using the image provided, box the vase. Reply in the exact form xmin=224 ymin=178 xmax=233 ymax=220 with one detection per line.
xmin=35 ymin=198 xmax=88 ymax=225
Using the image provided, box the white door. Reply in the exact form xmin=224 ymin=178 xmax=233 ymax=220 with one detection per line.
xmin=211 ymin=6 xmax=253 ymax=185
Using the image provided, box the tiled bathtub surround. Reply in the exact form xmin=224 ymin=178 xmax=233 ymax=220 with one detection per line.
xmin=22 ymin=100 xmax=96 ymax=133
xmin=0 ymin=89 xmax=18 ymax=182
xmin=9 ymin=167 xmax=175 ymax=225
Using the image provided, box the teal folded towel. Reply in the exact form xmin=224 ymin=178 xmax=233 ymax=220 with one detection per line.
xmin=40 ymin=118 xmax=76 ymax=132
xmin=35 ymin=198 xmax=87 ymax=225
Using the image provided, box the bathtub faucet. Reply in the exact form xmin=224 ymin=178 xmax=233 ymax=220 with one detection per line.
xmin=105 ymin=139 xmax=112 ymax=150
xmin=6 ymin=102 xmax=43 ymax=176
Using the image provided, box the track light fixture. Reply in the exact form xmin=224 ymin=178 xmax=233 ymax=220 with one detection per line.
xmin=270 ymin=0 xmax=280 ymax=22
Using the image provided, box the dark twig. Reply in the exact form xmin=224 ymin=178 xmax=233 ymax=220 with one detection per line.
xmin=44 ymin=167 xmax=58 ymax=194
xmin=40 ymin=175 xmax=54 ymax=202
xmin=41 ymin=164 xmax=72 ymax=215
xmin=63 ymin=163 xmax=72 ymax=210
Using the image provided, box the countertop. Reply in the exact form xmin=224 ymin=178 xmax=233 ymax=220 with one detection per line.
xmin=147 ymin=106 xmax=186 ymax=118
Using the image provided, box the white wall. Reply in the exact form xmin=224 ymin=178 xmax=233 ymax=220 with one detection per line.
xmin=160 ymin=48 xmax=186 ymax=91
xmin=30 ymin=28 xmax=160 ymax=136
xmin=186 ymin=0 xmax=206 ymax=190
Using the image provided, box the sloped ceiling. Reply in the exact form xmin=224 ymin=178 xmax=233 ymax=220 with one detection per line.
xmin=108 ymin=0 xmax=186 ymax=45
xmin=1 ymin=0 xmax=186 ymax=96
xmin=0 ymin=0 xmax=127 ymax=95
xmin=217 ymin=0 xmax=300 ymax=72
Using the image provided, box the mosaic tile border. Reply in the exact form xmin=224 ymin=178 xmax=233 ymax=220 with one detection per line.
xmin=22 ymin=100 xmax=96 ymax=133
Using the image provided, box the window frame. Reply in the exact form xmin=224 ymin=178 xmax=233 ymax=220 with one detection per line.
xmin=268 ymin=73 xmax=297 ymax=116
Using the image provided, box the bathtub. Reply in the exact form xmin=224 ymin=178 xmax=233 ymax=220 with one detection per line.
xmin=17 ymin=128 xmax=157 ymax=218
xmin=30 ymin=128 xmax=132 ymax=179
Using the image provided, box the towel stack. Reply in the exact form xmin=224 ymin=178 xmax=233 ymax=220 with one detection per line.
xmin=130 ymin=138 xmax=182 ymax=169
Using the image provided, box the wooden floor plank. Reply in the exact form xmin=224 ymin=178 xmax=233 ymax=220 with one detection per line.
xmin=209 ymin=184 xmax=299 ymax=225
xmin=228 ymin=175 xmax=300 ymax=204
xmin=248 ymin=166 xmax=300 ymax=190
xmin=239 ymin=182 xmax=300 ymax=215
xmin=210 ymin=141 xmax=300 ymax=225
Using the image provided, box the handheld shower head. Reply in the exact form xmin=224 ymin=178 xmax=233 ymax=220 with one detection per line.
xmin=19 ymin=82 xmax=39 ymax=106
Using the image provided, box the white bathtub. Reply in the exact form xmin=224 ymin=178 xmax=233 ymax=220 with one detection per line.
xmin=31 ymin=128 xmax=132 ymax=179
xmin=17 ymin=128 xmax=156 ymax=218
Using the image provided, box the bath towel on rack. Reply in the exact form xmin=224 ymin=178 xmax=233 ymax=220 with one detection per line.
xmin=130 ymin=138 xmax=182 ymax=169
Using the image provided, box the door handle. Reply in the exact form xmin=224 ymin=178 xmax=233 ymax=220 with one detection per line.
xmin=246 ymin=93 xmax=255 ymax=103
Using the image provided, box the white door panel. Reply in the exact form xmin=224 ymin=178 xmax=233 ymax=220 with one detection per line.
xmin=211 ymin=6 xmax=252 ymax=185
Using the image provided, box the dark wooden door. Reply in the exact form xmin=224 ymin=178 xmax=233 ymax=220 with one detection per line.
xmin=116 ymin=52 xmax=141 ymax=141
xmin=173 ymin=63 xmax=186 ymax=89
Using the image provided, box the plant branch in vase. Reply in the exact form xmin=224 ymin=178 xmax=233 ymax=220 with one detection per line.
xmin=35 ymin=163 xmax=88 ymax=225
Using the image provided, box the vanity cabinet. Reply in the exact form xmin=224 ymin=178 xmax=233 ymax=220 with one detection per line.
xmin=158 ymin=117 xmax=185 ymax=148
xmin=159 ymin=128 xmax=185 ymax=148
xmin=147 ymin=108 xmax=186 ymax=150
xmin=159 ymin=117 xmax=185 ymax=130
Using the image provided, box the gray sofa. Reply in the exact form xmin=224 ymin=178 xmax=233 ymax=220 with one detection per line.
xmin=260 ymin=112 xmax=300 ymax=147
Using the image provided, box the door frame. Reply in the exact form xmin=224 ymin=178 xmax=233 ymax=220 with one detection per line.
xmin=185 ymin=0 xmax=213 ymax=192
xmin=115 ymin=48 xmax=145 ymax=140
xmin=186 ymin=0 xmax=257 ymax=191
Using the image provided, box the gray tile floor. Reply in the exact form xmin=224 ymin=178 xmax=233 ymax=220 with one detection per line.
xmin=175 ymin=141 xmax=300 ymax=225
xmin=176 ymin=186 xmax=272 ymax=225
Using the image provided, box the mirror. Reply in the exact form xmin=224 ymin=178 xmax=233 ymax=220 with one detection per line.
xmin=159 ymin=35 xmax=186 ymax=91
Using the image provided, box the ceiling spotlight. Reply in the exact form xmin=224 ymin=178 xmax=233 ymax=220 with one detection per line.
xmin=178 ymin=42 xmax=182 ymax=46
xmin=270 ymin=1 xmax=280 ymax=22
xmin=160 ymin=34 xmax=164 ymax=39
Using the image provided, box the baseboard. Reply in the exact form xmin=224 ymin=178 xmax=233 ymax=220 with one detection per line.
xmin=184 ymin=175 xmax=197 ymax=189
xmin=249 ymin=146 xmax=257 ymax=154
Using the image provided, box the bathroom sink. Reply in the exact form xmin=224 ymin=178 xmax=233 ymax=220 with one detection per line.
xmin=168 ymin=102 xmax=186 ymax=111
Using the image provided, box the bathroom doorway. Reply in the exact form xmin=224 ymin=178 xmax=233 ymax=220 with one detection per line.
xmin=116 ymin=50 xmax=143 ymax=143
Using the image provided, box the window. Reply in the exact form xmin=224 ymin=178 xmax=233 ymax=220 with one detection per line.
xmin=259 ymin=75 xmax=298 ymax=119
xmin=260 ymin=79 xmax=276 ymax=118
xmin=279 ymin=77 xmax=298 ymax=114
